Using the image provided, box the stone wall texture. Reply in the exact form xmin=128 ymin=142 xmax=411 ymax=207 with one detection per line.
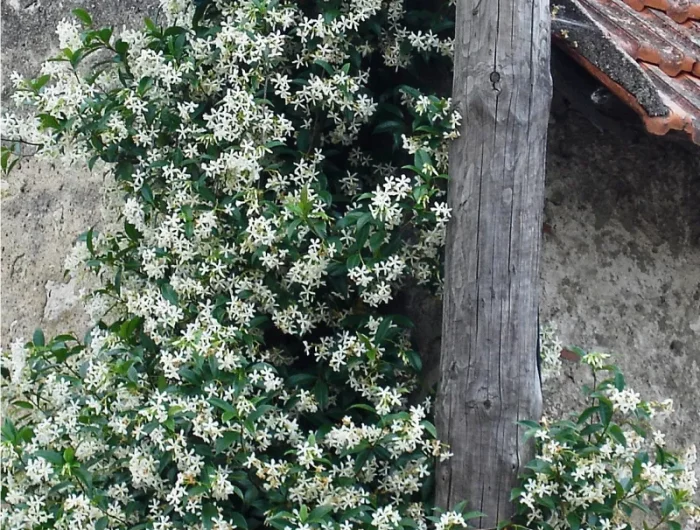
xmin=543 ymin=108 xmax=700 ymax=451
xmin=1 ymin=0 xmax=159 ymax=346
xmin=2 ymin=0 xmax=699 ymax=463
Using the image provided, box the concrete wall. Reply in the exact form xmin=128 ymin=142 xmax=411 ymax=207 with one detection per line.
xmin=542 ymin=107 xmax=700 ymax=450
xmin=1 ymin=0 xmax=159 ymax=346
xmin=2 ymin=1 xmax=699 ymax=454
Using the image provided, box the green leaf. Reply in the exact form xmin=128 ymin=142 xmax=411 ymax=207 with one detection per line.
xmin=452 ymin=501 xmax=468 ymax=515
xmin=249 ymin=404 xmax=274 ymax=423
xmin=1 ymin=147 xmax=11 ymax=174
xmin=160 ymin=283 xmax=179 ymax=305
xmin=297 ymin=129 xmax=310 ymax=153
xmin=39 ymin=113 xmax=60 ymax=130
xmin=577 ymin=405 xmax=599 ymax=425
xmin=369 ymin=230 xmax=384 ymax=253
xmin=406 ymin=349 xmax=422 ymax=372
xmin=346 ymin=254 xmax=361 ymax=270
xmin=127 ymin=365 xmax=139 ymax=383
xmin=124 ymin=222 xmax=141 ymax=242
xmin=525 ymin=458 xmax=551 ymax=473
xmin=53 ymin=333 xmax=78 ymax=343
xmin=2 ymin=418 xmax=17 ymax=443
xmin=48 ymin=481 xmax=73 ymax=496
xmin=510 ymin=487 xmax=524 ymax=502
xmin=31 ymin=74 xmax=51 ymax=92
xmin=35 ymin=450 xmax=64 ymax=465
xmin=399 ymin=85 xmax=421 ymax=99
xmin=138 ymin=77 xmax=154 ymax=96
xmin=356 ymin=212 xmax=373 ymax=231
xmin=287 ymin=373 xmax=317 ymax=387
xmin=614 ymin=478 xmax=626 ymax=500
xmin=314 ymin=380 xmax=329 ymax=410
xmin=608 ymin=424 xmax=627 ymax=446
xmin=95 ymin=517 xmax=109 ymax=530
xmin=85 ymin=227 xmax=95 ymax=255
xmin=414 ymin=149 xmax=432 ymax=171
xmin=538 ymin=496 xmax=556 ymax=510
xmin=660 ymin=497 xmax=674 ymax=517
xmin=627 ymin=498 xmax=652 ymax=514
xmin=115 ymin=39 xmax=129 ymax=56
xmin=314 ymin=60 xmax=334 ymax=75
xmin=144 ymin=17 xmax=159 ymax=33
xmin=72 ymin=8 xmax=92 ymax=25
xmin=566 ymin=513 xmax=581 ymax=530
xmin=518 ymin=420 xmax=541 ymax=430
xmin=97 ymin=28 xmax=113 ymax=44
xmin=17 ymin=426 xmax=33 ymax=443
xmin=599 ymin=400 xmax=613 ymax=427
xmin=209 ymin=397 xmax=235 ymax=414
xmin=33 ymin=328 xmax=45 ymax=347
xmin=378 ymin=102 xmax=405 ymax=120
xmin=375 ymin=317 xmax=392 ymax=343
xmin=373 ymin=120 xmax=404 ymax=135
xmin=74 ymin=466 xmax=94 ymax=493
xmin=309 ymin=505 xmax=334 ymax=523
xmin=63 ymin=447 xmax=75 ymax=463
xmin=580 ymin=423 xmax=604 ymax=437
xmin=421 ymin=420 xmax=438 ymax=438
xmin=614 ymin=371 xmax=625 ymax=391
xmin=632 ymin=457 xmax=643 ymax=480
xmin=230 ymin=513 xmax=248 ymax=530
xmin=141 ymin=183 xmax=154 ymax=204
xmin=348 ymin=403 xmax=376 ymax=413
xmin=215 ymin=431 xmax=240 ymax=453
xmin=202 ymin=503 xmax=218 ymax=530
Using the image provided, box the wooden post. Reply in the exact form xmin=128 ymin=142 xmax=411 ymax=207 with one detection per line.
xmin=435 ymin=0 xmax=551 ymax=526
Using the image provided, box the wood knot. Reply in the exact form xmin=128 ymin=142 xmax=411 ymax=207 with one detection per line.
xmin=489 ymin=71 xmax=501 ymax=91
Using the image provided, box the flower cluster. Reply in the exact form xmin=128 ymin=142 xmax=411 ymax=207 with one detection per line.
xmin=1 ymin=1 xmax=462 ymax=529
xmin=2 ymin=2 xmax=696 ymax=530
xmin=514 ymin=352 xmax=700 ymax=530
xmin=539 ymin=323 xmax=563 ymax=381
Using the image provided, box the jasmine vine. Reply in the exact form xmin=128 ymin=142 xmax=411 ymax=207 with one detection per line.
xmin=1 ymin=2 xmax=697 ymax=530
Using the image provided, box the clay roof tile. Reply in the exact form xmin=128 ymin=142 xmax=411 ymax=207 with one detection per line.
xmin=623 ymin=0 xmax=700 ymax=23
xmin=553 ymin=0 xmax=700 ymax=144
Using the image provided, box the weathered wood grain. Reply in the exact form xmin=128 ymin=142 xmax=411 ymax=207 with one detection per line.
xmin=436 ymin=0 xmax=552 ymax=526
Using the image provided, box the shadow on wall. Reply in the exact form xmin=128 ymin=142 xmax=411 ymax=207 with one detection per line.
xmin=547 ymin=94 xmax=700 ymax=251
xmin=542 ymin=104 xmax=700 ymax=451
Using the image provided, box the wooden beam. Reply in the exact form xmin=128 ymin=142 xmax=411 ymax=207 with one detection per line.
xmin=435 ymin=0 xmax=552 ymax=526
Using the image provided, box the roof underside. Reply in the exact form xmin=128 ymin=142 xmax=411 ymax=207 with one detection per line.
xmin=552 ymin=0 xmax=700 ymax=144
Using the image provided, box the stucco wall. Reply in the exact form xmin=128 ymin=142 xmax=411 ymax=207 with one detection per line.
xmin=1 ymin=0 xmax=159 ymax=346
xmin=2 ymin=0 xmax=699 ymax=458
xmin=542 ymin=108 xmax=700 ymax=450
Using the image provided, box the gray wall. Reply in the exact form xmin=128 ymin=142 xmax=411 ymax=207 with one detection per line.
xmin=542 ymin=106 xmax=700 ymax=450
xmin=1 ymin=0 xmax=159 ymax=347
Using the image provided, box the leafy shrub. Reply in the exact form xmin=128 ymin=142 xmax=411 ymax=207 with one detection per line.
xmin=1 ymin=1 xmax=460 ymax=529
xmin=1 ymin=2 xmax=697 ymax=530
xmin=514 ymin=352 xmax=700 ymax=530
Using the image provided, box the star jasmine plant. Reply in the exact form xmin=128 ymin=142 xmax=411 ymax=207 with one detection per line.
xmin=1 ymin=1 xmax=697 ymax=530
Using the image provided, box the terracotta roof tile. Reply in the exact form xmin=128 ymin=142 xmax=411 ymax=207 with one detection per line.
xmin=640 ymin=63 xmax=700 ymax=141
xmin=552 ymin=0 xmax=700 ymax=144
xmin=622 ymin=0 xmax=700 ymax=23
